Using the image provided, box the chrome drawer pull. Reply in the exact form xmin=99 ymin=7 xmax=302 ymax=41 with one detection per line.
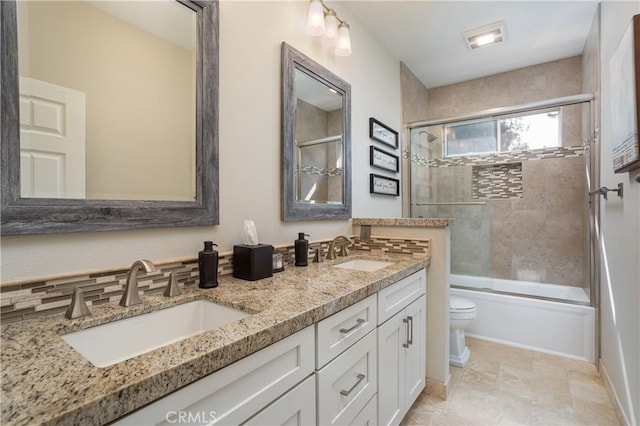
xmin=340 ymin=318 xmax=365 ymax=334
xmin=340 ymin=373 xmax=366 ymax=396
xmin=407 ymin=315 xmax=414 ymax=346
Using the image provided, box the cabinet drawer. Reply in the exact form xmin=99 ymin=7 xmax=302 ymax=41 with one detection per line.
xmin=115 ymin=326 xmax=315 ymax=426
xmin=317 ymin=330 xmax=377 ymax=425
xmin=243 ymin=374 xmax=316 ymax=426
xmin=316 ymin=294 xmax=377 ymax=368
xmin=377 ymin=269 xmax=425 ymax=325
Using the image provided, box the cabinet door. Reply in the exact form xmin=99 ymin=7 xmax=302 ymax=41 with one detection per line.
xmin=404 ymin=295 xmax=426 ymax=411
xmin=377 ymin=312 xmax=405 ymax=426
xmin=243 ymin=375 xmax=316 ymax=426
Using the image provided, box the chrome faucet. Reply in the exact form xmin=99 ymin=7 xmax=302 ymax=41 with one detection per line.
xmin=120 ymin=259 xmax=157 ymax=307
xmin=327 ymin=235 xmax=352 ymax=260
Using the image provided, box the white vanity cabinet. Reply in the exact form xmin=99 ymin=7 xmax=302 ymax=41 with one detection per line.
xmin=114 ymin=326 xmax=315 ymax=426
xmin=315 ymin=294 xmax=378 ymax=425
xmin=114 ymin=268 xmax=427 ymax=426
xmin=377 ymin=270 xmax=426 ymax=426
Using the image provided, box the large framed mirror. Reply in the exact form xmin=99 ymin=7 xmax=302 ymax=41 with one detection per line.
xmin=0 ymin=0 xmax=218 ymax=235
xmin=281 ymin=42 xmax=351 ymax=221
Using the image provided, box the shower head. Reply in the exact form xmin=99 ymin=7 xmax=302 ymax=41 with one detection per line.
xmin=418 ymin=130 xmax=438 ymax=143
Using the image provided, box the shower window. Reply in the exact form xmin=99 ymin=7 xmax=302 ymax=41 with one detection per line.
xmin=444 ymin=107 xmax=561 ymax=157
xmin=444 ymin=120 xmax=497 ymax=156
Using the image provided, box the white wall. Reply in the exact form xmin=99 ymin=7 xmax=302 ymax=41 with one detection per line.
xmin=599 ymin=2 xmax=640 ymax=424
xmin=0 ymin=1 xmax=403 ymax=282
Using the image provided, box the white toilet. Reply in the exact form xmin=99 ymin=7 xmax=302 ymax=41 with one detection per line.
xmin=449 ymin=296 xmax=477 ymax=368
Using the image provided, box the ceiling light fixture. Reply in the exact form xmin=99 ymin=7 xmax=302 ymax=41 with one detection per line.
xmin=462 ymin=20 xmax=506 ymax=50
xmin=306 ymin=0 xmax=352 ymax=57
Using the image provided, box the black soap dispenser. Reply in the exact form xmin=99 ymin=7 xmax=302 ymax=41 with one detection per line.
xmin=199 ymin=241 xmax=219 ymax=288
xmin=294 ymin=233 xmax=310 ymax=266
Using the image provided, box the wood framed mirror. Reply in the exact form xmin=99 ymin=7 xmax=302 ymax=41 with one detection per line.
xmin=0 ymin=0 xmax=219 ymax=235
xmin=281 ymin=42 xmax=351 ymax=221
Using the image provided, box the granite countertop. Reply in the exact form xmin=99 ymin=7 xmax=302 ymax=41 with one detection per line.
xmin=1 ymin=252 xmax=429 ymax=425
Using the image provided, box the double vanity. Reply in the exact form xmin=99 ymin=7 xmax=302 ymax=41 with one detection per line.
xmin=0 ymin=253 xmax=428 ymax=425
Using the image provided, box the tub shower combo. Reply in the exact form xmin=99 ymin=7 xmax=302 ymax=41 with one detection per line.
xmin=409 ymin=95 xmax=598 ymax=362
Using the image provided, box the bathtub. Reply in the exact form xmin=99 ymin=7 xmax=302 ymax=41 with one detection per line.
xmin=450 ymin=274 xmax=596 ymax=362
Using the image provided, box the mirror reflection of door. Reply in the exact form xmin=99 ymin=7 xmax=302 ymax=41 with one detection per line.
xmin=16 ymin=0 xmax=197 ymax=201
xmin=294 ymin=69 xmax=344 ymax=205
xmin=19 ymin=77 xmax=86 ymax=199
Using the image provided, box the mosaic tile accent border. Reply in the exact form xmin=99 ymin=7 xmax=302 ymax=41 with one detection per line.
xmin=0 ymin=236 xmax=432 ymax=324
xmin=0 ymin=259 xmax=202 ymax=324
xmin=299 ymin=165 xmax=343 ymax=176
xmin=404 ymin=145 xmax=583 ymax=168
xmin=353 ymin=236 xmax=431 ymax=258
xmin=0 ymin=239 xmax=351 ymax=324
xmin=472 ymin=163 xmax=523 ymax=199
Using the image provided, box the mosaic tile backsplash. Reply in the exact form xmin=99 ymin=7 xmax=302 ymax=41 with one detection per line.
xmin=0 ymin=236 xmax=430 ymax=323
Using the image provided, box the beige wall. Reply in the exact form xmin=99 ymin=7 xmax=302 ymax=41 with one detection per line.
xmin=400 ymin=63 xmax=429 ymax=125
xmin=18 ymin=1 xmax=195 ymax=201
xmin=400 ymin=64 xmax=429 ymax=216
xmin=426 ymin=56 xmax=583 ymax=118
xmin=2 ymin=1 xmax=403 ymax=282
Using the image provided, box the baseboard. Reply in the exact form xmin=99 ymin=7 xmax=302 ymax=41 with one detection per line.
xmin=600 ymin=359 xmax=631 ymax=426
xmin=426 ymin=375 xmax=449 ymax=400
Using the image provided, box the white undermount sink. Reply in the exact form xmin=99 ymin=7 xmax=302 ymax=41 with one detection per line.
xmin=332 ymin=259 xmax=394 ymax=272
xmin=62 ymin=300 xmax=250 ymax=368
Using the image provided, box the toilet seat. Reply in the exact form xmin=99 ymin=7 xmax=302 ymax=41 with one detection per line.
xmin=450 ymin=296 xmax=477 ymax=321
xmin=450 ymin=296 xmax=477 ymax=312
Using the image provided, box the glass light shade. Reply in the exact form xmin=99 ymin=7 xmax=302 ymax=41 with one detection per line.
xmin=335 ymin=22 xmax=352 ymax=57
xmin=307 ymin=0 xmax=326 ymax=36
xmin=324 ymin=10 xmax=339 ymax=46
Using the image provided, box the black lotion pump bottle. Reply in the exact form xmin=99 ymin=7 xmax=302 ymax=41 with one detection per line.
xmin=294 ymin=233 xmax=310 ymax=266
xmin=199 ymin=241 xmax=219 ymax=288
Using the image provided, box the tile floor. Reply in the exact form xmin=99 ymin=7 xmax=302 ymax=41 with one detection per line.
xmin=402 ymin=337 xmax=620 ymax=425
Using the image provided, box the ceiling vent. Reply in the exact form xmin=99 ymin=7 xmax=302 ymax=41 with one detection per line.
xmin=462 ymin=20 xmax=506 ymax=50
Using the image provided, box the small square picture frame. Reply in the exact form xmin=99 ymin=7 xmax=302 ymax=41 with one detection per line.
xmin=370 ymin=173 xmax=400 ymax=196
xmin=369 ymin=117 xmax=398 ymax=149
xmin=370 ymin=146 xmax=399 ymax=173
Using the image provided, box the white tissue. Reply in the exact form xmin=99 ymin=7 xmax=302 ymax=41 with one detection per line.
xmin=243 ymin=220 xmax=259 ymax=245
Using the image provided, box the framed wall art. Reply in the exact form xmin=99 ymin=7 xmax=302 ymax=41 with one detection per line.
xmin=370 ymin=146 xmax=399 ymax=173
xmin=369 ymin=117 xmax=398 ymax=149
xmin=370 ymin=173 xmax=399 ymax=196
xmin=610 ymin=14 xmax=640 ymax=173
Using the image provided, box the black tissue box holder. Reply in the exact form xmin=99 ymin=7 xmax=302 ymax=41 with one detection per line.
xmin=233 ymin=244 xmax=274 ymax=281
